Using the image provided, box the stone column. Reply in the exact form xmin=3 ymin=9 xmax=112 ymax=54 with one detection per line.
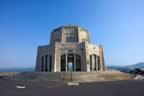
xmin=74 ymin=54 xmax=76 ymax=71
xmin=52 ymin=42 xmax=61 ymax=72
xmin=83 ymin=42 xmax=90 ymax=72
xmin=92 ymin=55 xmax=95 ymax=71
xmin=36 ymin=47 xmax=41 ymax=72
xmin=99 ymin=45 xmax=105 ymax=71
xmin=65 ymin=53 xmax=68 ymax=72
xmin=55 ymin=48 xmax=61 ymax=72
xmin=52 ymin=43 xmax=56 ymax=72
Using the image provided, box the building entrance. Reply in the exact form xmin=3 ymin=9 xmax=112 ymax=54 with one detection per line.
xmin=67 ymin=54 xmax=74 ymax=71
xmin=61 ymin=54 xmax=81 ymax=72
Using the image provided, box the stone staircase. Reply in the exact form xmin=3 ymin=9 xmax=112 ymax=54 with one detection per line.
xmin=10 ymin=71 xmax=134 ymax=82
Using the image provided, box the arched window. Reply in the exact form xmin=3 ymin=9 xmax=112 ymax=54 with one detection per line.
xmin=41 ymin=56 xmax=44 ymax=72
xmin=49 ymin=55 xmax=52 ymax=72
xmin=45 ymin=55 xmax=48 ymax=72
xmin=94 ymin=55 xmax=96 ymax=70
xmin=76 ymin=54 xmax=81 ymax=71
xmin=90 ymin=55 xmax=92 ymax=71
xmin=61 ymin=55 xmax=66 ymax=71
xmin=97 ymin=56 xmax=100 ymax=70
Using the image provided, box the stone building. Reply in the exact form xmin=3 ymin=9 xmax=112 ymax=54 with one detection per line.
xmin=35 ymin=25 xmax=105 ymax=72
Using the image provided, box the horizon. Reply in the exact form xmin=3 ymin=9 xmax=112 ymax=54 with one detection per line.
xmin=0 ymin=0 xmax=144 ymax=68
xmin=0 ymin=61 xmax=144 ymax=69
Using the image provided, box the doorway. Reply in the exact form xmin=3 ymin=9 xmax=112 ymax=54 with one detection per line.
xmin=67 ymin=54 xmax=74 ymax=71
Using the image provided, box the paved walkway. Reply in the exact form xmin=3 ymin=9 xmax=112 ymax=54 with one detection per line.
xmin=0 ymin=79 xmax=144 ymax=96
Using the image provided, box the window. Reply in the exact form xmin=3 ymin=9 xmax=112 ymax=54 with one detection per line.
xmin=45 ymin=55 xmax=48 ymax=72
xmin=64 ymin=31 xmax=78 ymax=42
xmin=66 ymin=36 xmax=76 ymax=42
xmin=61 ymin=55 xmax=66 ymax=71
xmin=68 ymin=50 xmax=73 ymax=53
xmin=41 ymin=56 xmax=44 ymax=71
xmin=49 ymin=56 xmax=52 ymax=72
xmin=76 ymin=55 xmax=81 ymax=71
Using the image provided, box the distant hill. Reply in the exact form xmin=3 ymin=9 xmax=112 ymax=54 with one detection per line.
xmin=107 ymin=66 xmax=129 ymax=72
xmin=108 ymin=62 xmax=144 ymax=72
xmin=0 ymin=68 xmax=34 ymax=72
xmin=126 ymin=62 xmax=144 ymax=69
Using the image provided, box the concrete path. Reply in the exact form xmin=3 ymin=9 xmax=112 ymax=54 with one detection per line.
xmin=0 ymin=79 xmax=144 ymax=96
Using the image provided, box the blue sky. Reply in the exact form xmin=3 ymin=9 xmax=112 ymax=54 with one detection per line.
xmin=0 ymin=0 xmax=144 ymax=68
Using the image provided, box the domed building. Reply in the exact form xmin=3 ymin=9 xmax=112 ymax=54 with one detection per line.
xmin=35 ymin=25 xmax=105 ymax=72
